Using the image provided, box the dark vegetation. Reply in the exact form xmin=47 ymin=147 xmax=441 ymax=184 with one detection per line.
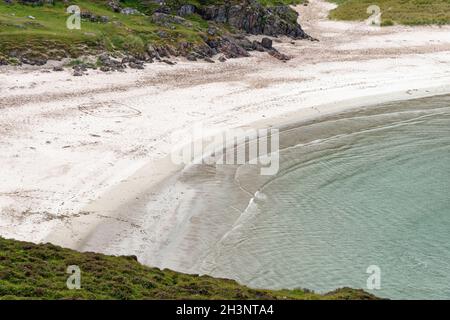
xmin=0 ymin=237 xmax=380 ymax=299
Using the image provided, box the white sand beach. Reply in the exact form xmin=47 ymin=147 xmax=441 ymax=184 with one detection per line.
xmin=1 ymin=0 xmax=450 ymax=261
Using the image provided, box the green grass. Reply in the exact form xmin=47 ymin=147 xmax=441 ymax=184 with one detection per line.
xmin=0 ymin=0 xmax=313 ymax=62
xmin=0 ymin=0 xmax=208 ymax=60
xmin=328 ymin=0 xmax=450 ymax=25
xmin=0 ymin=0 xmax=309 ymax=62
xmin=258 ymin=0 xmax=305 ymax=6
xmin=0 ymin=237 xmax=379 ymax=300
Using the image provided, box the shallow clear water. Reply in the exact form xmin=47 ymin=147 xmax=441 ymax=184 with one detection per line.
xmin=161 ymin=95 xmax=450 ymax=299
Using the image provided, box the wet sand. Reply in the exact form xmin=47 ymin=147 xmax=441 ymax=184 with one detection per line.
xmin=1 ymin=1 xmax=450 ymax=260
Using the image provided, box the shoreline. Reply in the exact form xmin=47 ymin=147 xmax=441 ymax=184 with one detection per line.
xmin=44 ymin=87 xmax=450 ymax=263
xmin=66 ymin=92 xmax=450 ymax=286
xmin=39 ymin=66 xmax=450 ymax=251
xmin=172 ymin=94 xmax=450 ymax=298
xmin=2 ymin=0 xmax=450 ymax=271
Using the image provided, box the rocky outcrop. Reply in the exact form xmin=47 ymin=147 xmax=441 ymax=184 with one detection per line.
xmin=102 ymin=0 xmax=309 ymax=39
xmin=0 ymin=56 xmax=9 ymax=65
xmin=17 ymin=0 xmax=53 ymax=5
xmin=2 ymin=0 xmax=303 ymax=69
xmin=261 ymin=37 xmax=272 ymax=49
xmin=107 ymin=0 xmax=121 ymax=12
xmin=213 ymin=36 xmax=250 ymax=59
xmin=80 ymin=11 xmax=110 ymax=23
xmin=120 ymin=7 xmax=141 ymax=15
xmin=178 ymin=4 xmax=196 ymax=16
xmin=19 ymin=51 xmax=49 ymax=65
xmin=150 ymin=12 xmax=192 ymax=27
xmin=198 ymin=0 xmax=310 ymax=39
xmin=18 ymin=0 xmax=42 ymax=4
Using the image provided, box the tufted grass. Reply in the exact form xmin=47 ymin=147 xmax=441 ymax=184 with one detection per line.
xmin=328 ymin=0 xmax=450 ymax=26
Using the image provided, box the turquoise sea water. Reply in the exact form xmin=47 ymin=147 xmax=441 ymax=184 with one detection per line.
xmin=162 ymin=95 xmax=450 ymax=299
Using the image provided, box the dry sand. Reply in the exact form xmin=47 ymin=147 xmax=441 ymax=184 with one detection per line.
xmin=1 ymin=0 xmax=450 ymax=259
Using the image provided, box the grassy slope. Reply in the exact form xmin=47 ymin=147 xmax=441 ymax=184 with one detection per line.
xmin=329 ymin=0 xmax=450 ymax=26
xmin=0 ymin=0 xmax=306 ymax=62
xmin=0 ymin=0 xmax=204 ymax=61
xmin=0 ymin=237 xmax=379 ymax=300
